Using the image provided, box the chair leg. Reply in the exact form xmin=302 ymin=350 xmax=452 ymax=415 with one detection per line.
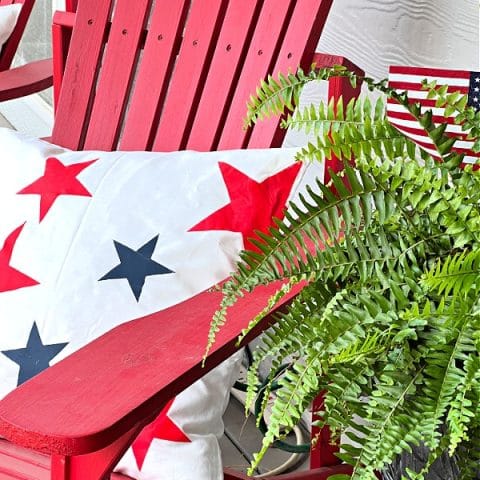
xmin=310 ymin=393 xmax=341 ymax=469
xmin=50 ymin=423 xmax=145 ymax=480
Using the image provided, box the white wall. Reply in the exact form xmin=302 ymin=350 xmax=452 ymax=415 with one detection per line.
xmin=318 ymin=0 xmax=479 ymax=78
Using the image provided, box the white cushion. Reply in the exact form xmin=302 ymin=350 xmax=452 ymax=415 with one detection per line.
xmin=0 ymin=4 xmax=22 ymax=50
xmin=0 ymin=128 xmax=324 ymax=479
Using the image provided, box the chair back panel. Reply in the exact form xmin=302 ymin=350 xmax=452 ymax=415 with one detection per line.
xmin=0 ymin=0 xmax=35 ymax=72
xmin=52 ymin=0 xmax=334 ymax=152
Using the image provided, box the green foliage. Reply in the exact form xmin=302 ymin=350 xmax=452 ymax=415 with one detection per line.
xmin=209 ymin=66 xmax=480 ymax=478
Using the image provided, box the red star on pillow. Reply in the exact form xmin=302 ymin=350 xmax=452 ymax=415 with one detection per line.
xmin=132 ymin=399 xmax=190 ymax=469
xmin=17 ymin=157 xmax=97 ymax=221
xmin=0 ymin=224 xmax=39 ymax=292
xmin=189 ymin=162 xmax=301 ymax=250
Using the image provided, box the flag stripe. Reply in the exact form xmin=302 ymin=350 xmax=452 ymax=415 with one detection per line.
xmin=388 ymin=73 xmax=470 ymax=86
xmin=388 ymin=82 xmax=469 ymax=95
xmin=389 ymin=120 xmax=472 ymax=142
xmin=389 ymin=65 xmax=471 ymax=79
xmin=386 ymin=102 xmax=456 ymax=120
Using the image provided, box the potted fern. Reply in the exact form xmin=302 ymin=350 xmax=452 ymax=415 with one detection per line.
xmin=208 ymin=66 xmax=480 ymax=479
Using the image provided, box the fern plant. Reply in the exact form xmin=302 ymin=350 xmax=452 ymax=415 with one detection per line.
xmin=208 ymin=65 xmax=480 ymax=479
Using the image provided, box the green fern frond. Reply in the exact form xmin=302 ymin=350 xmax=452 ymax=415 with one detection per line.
xmin=285 ymin=96 xmax=418 ymax=164
xmin=422 ymin=250 xmax=480 ymax=298
xmin=244 ymin=65 xmax=353 ymax=128
xmin=210 ymin=63 xmax=480 ymax=477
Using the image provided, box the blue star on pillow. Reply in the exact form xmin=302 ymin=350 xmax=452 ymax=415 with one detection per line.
xmin=2 ymin=322 xmax=68 ymax=386
xmin=99 ymin=235 xmax=174 ymax=301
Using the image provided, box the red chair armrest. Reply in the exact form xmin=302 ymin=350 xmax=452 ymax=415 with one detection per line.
xmin=0 ymin=282 xmax=301 ymax=457
xmin=0 ymin=59 xmax=53 ymax=102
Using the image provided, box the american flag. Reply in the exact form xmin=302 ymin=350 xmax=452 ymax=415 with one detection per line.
xmin=387 ymin=66 xmax=480 ymax=164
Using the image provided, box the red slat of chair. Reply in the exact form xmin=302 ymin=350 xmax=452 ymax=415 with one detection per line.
xmin=52 ymin=11 xmax=75 ymax=110
xmin=185 ymin=0 xmax=260 ymax=151
xmin=312 ymin=52 xmax=365 ymax=183
xmin=151 ymin=0 xmax=227 ymax=152
xmin=65 ymin=0 xmax=77 ymax=12
xmin=83 ymin=0 xmax=151 ymax=150
xmin=0 ymin=282 xmax=301 ymax=457
xmin=247 ymin=0 xmax=334 ymax=150
xmin=51 ymin=0 xmax=113 ymax=150
xmin=119 ymin=0 xmax=190 ymax=151
xmin=0 ymin=58 xmax=51 ymax=101
xmin=0 ymin=0 xmax=34 ymax=72
xmin=0 ymin=439 xmax=50 ymax=480
xmin=216 ymin=0 xmax=293 ymax=150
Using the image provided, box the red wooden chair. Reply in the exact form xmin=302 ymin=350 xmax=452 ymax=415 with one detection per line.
xmin=0 ymin=0 xmax=53 ymax=101
xmin=0 ymin=0 xmax=363 ymax=478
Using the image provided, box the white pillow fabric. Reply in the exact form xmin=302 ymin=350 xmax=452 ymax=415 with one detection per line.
xmin=0 ymin=3 xmax=22 ymax=50
xmin=0 ymin=128 xmax=324 ymax=479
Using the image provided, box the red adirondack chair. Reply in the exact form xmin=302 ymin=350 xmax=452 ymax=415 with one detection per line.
xmin=0 ymin=1 xmax=363 ymax=478
xmin=0 ymin=0 xmax=53 ymax=101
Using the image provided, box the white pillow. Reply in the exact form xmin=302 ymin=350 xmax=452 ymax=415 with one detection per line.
xmin=0 ymin=128 xmax=325 ymax=479
xmin=0 ymin=3 xmax=22 ymax=50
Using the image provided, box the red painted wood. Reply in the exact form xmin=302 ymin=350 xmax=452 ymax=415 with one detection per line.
xmin=0 ymin=0 xmax=34 ymax=72
xmin=310 ymin=392 xmax=340 ymax=469
xmin=50 ymin=424 xmax=145 ymax=480
xmin=0 ymin=0 xmax=53 ymax=102
xmin=312 ymin=53 xmax=364 ymax=182
xmin=185 ymin=0 xmax=260 ymax=151
xmin=151 ymin=0 xmax=227 ymax=151
xmin=217 ymin=0 xmax=292 ymax=150
xmin=51 ymin=0 xmax=113 ymax=150
xmin=247 ymin=0 xmax=334 ymax=150
xmin=119 ymin=0 xmax=190 ymax=150
xmin=223 ymin=465 xmax=353 ymax=479
xmin=83 ymin=0 xmax=151 ymax=150
xmin=0 ymin=281 xmax=303 ymax=456
xmin=0 ymin=438 xmax=50 ymax=480
xmin=64 ymin=0 xmax=77 ymax=12
xmin=52 ymin=11 xmax=75 ymax=110
xmin=0 ymin=58 xmax=52 ymax=101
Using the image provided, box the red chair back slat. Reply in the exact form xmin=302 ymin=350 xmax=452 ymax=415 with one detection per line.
xmin=52 ymin=0 xmax=335 ymax=153
xmin=119 ymin=0 xmax=190 ymax=151
xmin=83 ymin=0 xmax=151 ymax=150
xmin=0 ymin=0 xmax=35 ymax=72
xmin=216 ymin=0 xmax=293 ymax=150
xmin=247 ymin=0 xmax=334 ymax=148
xmin=150 ymin=0 xmax=227 ymax=151
xmin=185 ymin=0 xmax=261 ymax=151
xmin=51 ymin=0 xmax=113 ymax=149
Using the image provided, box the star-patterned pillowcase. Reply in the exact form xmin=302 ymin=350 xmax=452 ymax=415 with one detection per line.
xmin=0 ymin=127 xmax=323 ymax=479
